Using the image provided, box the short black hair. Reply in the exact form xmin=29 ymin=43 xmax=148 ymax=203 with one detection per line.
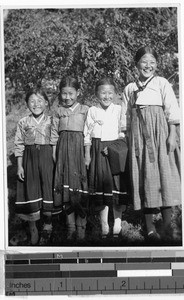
xmin=59 ymin=76 xmax=80 ymax=92
xmin=25 ymin=87 xmax=49 ymax=104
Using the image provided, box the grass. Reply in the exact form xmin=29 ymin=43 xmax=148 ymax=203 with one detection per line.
xmin=6 ymin=95 xmax=182 ymax=247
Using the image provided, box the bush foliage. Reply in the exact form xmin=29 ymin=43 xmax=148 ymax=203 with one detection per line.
xmin=4 ymin=7 xmax=178 ymax=107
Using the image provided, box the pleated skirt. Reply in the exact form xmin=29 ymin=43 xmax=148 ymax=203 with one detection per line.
xmin=129 ymin=105 xmax=181 ymax=210
xmin=53 ymin=131 xmax=88 ymax=217
xmin=16 ymin=145 xmax=56 ymax=220
xmin=88 ymin=138 xmax=130 ymax=211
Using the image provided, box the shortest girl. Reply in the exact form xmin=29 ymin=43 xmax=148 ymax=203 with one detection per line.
xmin=84 ymin=77 xmax=129 ymax=238
xmin=14 ymin=87 xmax=56 ymax=245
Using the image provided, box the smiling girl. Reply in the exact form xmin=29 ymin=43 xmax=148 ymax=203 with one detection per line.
xmin=14 ymin=87 xmax=55 ymax=245
xmin=122 ymin=46 xmax=181 ymax=243
xmin=50 ymin=76 xmax=89 ymax=240
xmin=84 ymin=77 xmax=129 ymax=238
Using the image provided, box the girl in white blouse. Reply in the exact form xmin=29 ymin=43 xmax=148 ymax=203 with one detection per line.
xmin=84 ymin=77 xmax=129 ymax=239
xmin=122 ymin=46 xmax=181 ymax=243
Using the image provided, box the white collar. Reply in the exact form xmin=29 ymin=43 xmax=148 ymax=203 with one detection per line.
xmin=98 ymin=102 xmax=114 ymax=111
xmin=69 ymin=102 xmax=79 ymax=112
xmin=32 ymin=113 xmax=45 ymax=124
xmin=138 ymin=75 xmax=154 ymax=87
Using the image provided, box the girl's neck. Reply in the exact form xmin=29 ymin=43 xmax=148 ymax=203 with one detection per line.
xmin=139 ymin=74 xmax=154 ymax=84
xmin=32 ymin=112 xmax=44 ymax=121
xmin=99 ymin=102 xmax=112 ymax=110
xmin=62 ymin=101 xmax=78 ymax=109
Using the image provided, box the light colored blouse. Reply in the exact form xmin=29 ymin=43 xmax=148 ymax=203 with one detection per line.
xmin=14 ymin=113 xmax=52 ymax=157
xmin=50 ymin=103 xmax=89 ymax=145
xmin=121 ymin=76 xmax=180 ymax=131
xmin=84 ymin=103 xmax=124 ymax=145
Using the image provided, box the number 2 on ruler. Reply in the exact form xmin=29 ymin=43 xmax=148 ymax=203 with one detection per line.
xmin=122 ymin=281 xmax=126 ymax=287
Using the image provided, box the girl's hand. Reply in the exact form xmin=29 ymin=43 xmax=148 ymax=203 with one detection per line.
xmin=17 ymin=166 xmax=24 ymax=181
xmin=167 ymin=125 xmax=177 ymax=153
xmin=167 ymin=134 xmax=177 ymax=153
xmin=85 ymin=154 xmax=91 ymax=169
xmin=102 ymin=147 xmax=108 ymax=156
xmin=52 ymin=145 xmax=56 ymax=163
xmin=52 ymin=153 xmax=56 ymax=163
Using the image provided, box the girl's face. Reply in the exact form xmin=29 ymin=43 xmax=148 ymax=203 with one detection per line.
xmin=137 ymin=53 xmax=157 ymax=81
xmin=27 ymin=93 xmax=48 ymax=117
xmin=60 ymin=86 xmax=79 ymax=108
xmin=96 ymin=84 xmax=115 ymax=109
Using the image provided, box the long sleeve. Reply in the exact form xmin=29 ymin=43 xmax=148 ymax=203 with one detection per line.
xmin=14 ymin=120 xmax=25 ymax=157
xmin=50 ymin=116 xmax=60 ymax=145
xmin=84 ymin=108 xmax=94 ymax=146
xmin=120 ymin=95 xmax=127 ymax=132
xmin=121 ymin=84 xmax=133 ymax=133
xmin=160 ymin=78 xmax=180 ymax=124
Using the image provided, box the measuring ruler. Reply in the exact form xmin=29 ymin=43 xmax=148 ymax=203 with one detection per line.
xmin=5 ymin=250 xmax=184 ymax=295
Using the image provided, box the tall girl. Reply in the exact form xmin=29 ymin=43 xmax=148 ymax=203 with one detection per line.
xmin=122 ymin=46 xmax=181 ymax=242
xmin=84 ymin=77 xmax=129 ymax=238
xmin=50 ymin=76 xmax=89 ymax=240
xmin=14 ymin=87 xmax=55 ymax=245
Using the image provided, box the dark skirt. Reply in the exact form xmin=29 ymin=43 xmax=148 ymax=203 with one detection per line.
xmin=16 ymin=145 xmax=55 ymax=215
xmin=88 ymin=138 xmax=130 ymax=211
xmin=53 ymin=131 xmax=88 ymax=217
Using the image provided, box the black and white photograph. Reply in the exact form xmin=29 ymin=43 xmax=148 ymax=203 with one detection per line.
xmin=2 ymin=2 xmax=183 ymax=249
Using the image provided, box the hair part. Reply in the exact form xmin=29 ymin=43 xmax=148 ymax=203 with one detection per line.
xmin=135 ymin=46 xmax=158 ymax=64
xmin=59 ymin=76 xmax=80 ymax=92
xmin=95 ymin=77 xmax=117 ymax=94
xmin=25 ymin=87 xmax=49 ymax=105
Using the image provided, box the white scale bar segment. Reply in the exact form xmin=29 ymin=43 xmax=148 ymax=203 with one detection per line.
xmin=117 ymin=269 xmax=172 ymax=277
xmin=171 ymin=262 xmax=184 ymax=269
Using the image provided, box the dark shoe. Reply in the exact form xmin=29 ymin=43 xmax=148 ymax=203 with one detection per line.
xmin=162 ymin=225 xmax=175 ymax=242
xmin=147 ymin=230 xmax=161 ymax=243
xmin=113 ymin=229 xmax=123 ymax=239
xmin=67 ymin=227 xmax=76 ymax=240
xmin=77 ymin=226 xmax=86 ymax=240
xmin=29 ymin=226 xmax=39 ymax=245
xmin=39 ymin=223 xmax=52 ymax=246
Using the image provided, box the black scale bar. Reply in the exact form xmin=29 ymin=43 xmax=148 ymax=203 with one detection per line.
xmin=6 ymin=256 xmax=184 ymax=265
xmin=6 ymin=270 xmax=117 ymax=279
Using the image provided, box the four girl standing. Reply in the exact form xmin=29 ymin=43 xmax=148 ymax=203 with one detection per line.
xmin=14 ymin=46 xmax=181 ymax=245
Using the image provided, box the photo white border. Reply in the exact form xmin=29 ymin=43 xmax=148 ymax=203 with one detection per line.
xmin=1 ymin=2 xmax=184 ymax=300
xmin=0 ymin=0 xmax=184 ymax=254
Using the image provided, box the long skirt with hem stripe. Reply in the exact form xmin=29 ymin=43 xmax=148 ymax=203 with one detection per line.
xmin=53 ymin=131 xmax=88 ymax=217
xmin=88 ymin=138 xmax=130 ymax=212
xmin=15 ymin=145 xmax=58 ymax=221
xmin=129 ymin=105 xmax=181 ymax=210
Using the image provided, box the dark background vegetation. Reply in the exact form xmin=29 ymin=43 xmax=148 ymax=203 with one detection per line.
xmin=4 ymin=7 xmax=182 ymax=246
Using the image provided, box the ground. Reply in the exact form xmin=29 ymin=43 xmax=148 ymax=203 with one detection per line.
xmin=6 ymin=101 xmax=182 ymax=247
